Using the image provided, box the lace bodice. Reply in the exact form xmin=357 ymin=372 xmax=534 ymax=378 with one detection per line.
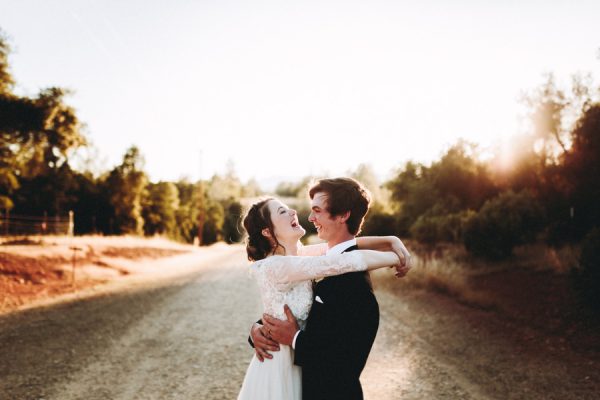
xmin=249 ymin=252 xmax=367 ymax=328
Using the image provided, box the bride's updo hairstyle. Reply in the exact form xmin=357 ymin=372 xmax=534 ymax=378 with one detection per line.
xmin=242 ymin=197 xmax=282 ymax=261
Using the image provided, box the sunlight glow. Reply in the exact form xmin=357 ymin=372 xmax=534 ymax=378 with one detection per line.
xmin=1 ymin=0 xmax=598 ymax=188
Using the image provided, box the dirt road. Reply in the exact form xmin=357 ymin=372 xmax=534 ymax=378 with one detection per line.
xmin=1 ymin=245 xmax=599 ymax=399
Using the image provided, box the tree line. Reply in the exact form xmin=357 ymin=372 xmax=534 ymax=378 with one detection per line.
xmin=275 ymin=73 xmax=599 ymax=261
xmin=272 ymin=74 xmax=600 ymax=308
xmin=380 ymin=74 xmax=600 ymax=259
xmin=0 ymin=30 xmax=258 ymax=245
xmin=2 ymin=26 xmax=599 ymax=294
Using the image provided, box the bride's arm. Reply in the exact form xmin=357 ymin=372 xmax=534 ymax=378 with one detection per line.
xmin=298 ymin=236 xmax=410 ymax=259
xmin=270 ymin=250 xmax=400 ymax=284
xmin=361 ymin=250 xmax=401 ymax=270
xmin=297 ymin=242 xmax=327 ymax=256
xmin=357 ymin=236 xmax=412 ymax=275
xmin=357 ymin=235 xmax=408 ymax=254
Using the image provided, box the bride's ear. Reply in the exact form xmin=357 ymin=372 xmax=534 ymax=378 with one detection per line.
xmin=261 ymin=228 xmax=272 ymax=238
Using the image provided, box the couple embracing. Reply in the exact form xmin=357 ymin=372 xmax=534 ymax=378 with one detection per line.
xmin=238 ymin=177 xmax=412 ymax=400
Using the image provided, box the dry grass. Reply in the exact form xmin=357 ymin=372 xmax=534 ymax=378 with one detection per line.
xmin=404 ymin=255 xmax=495 ymax=308
xmin=374 ymin=245 xmax=496 ymax=309
xmin=511 ymin=243 xmax=580 ymax=273
xmin=374 ymin=241 xmax=581 ymax=310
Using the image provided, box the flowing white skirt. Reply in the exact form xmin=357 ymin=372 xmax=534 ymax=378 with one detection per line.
xmin=237 ymin=344 xmax=301 ymax=400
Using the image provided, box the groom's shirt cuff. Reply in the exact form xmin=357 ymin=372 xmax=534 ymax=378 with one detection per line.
xmin=292 ymin=330 xmax=301 ymax=349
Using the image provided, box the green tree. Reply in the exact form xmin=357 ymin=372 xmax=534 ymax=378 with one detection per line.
xmin=202 ymin=201 xmax=224 ymax=244
xmin=463 ymin=190 xmax=545 ymax=259
xmin=104 ymin=146 xmax=148 ymax=235
xmin=275 ymin=181 xmax=302 ymax=198
xmin=241 ymin=178 xmax=263 ymax=198
xmin=386 ymin=161 xmax=441 ymax=235
xmin=142 ymin=181 xmax=179 ymax=237
xmin=0 ymin=32 xmax=85 ymax=210
xmin=0 ymin=88 xmax=85 ymax=175
xmin=174 ymin=180 xmax=201 ymax=243
xmin=524 ymin=74 xmax=569 ymax=165
xmin=386 ymin=141 xmax=497 ymax=240
xmin=222 ymin=198 xmax=243 ymax=243
xmin=517 ymin=75 xmax=600 ymax=243
xmin=275 ymin=176 xmax=315 ymax=199
xmin=360 ymin=204 xmax=398 ymax=236
xmin=349 ymin=164 xmax=382 ymax=202
xmin=410 ymin=210 xmax=475 ymax=245
xmin=13 ymin=164 xmax=77 ymax=216
xmin=208 ymin=173 xmax=242 ymax=201
xmin=179 ymin=179 xmax=229 ymax=246
xmin=68 ymin=170 xmax=107 ymax=235
xmin=574 ymin=228 xmax=600 ymax=311
xmin=430 ymin=141 xmax=496 ymax=211
xmin=561 ymin=103 xmax=600 ymax=238
xmin=523 ymin=73 xmax=596 ymax=167
xmin=0 ymin=29 xmax=14 ymax=95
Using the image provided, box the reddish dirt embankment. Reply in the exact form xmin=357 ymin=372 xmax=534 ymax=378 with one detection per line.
xmin=0 ymin=236 xmax=195 ymax=313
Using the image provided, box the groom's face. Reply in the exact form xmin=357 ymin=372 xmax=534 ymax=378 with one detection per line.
xmin=308 ymin=192 xmax=344 ymax=241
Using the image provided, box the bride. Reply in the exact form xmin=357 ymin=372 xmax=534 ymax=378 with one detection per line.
xmin=237 ymin=197 xmax=407 ymax=400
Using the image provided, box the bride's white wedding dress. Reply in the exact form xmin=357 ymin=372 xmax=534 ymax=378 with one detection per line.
xmin=237 ymin=249 xmax=369 ymax=400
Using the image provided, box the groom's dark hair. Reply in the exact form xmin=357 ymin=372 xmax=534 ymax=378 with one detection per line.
xmin=309 ymin=177 xmax=371 ymax=235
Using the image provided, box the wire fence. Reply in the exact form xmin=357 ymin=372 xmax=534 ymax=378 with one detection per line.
xmin=0 ymin=211 xmax=74 ymax=236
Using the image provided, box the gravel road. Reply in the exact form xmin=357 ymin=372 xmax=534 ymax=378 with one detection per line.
xmin=1 ymin=245 xmax=598 ymax=399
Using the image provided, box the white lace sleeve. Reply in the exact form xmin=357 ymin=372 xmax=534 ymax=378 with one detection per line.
xmin=297 ymin=242 xmax=328 ymax=256
xmin=264 ymin=252 xmax=368 ymax=284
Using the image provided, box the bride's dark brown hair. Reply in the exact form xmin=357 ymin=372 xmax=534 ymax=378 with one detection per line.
xmin=242 ymin=198 xmax=283 ymax=261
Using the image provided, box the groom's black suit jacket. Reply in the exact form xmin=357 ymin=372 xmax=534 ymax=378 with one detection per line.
xmin=294 ymin=245 xmax=379 ymax=400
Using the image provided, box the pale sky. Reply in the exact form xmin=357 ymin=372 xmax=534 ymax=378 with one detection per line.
xmin=1 ymin=0 xmax=598 ymax=188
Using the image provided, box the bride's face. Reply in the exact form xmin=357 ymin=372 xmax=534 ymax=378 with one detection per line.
xmin=265 ymin=199 xmax=305 ymax=243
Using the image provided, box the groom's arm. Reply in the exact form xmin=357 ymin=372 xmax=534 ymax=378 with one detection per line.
xmin=262 ymin=312 xmax=316 ymax=367
xmin=262 ymin=306 xmax=304 ymax=354
xmin=247 ymin=319 xmax=262 ymax=348
xmin=293 ymin=330 xmax=322 ymax=366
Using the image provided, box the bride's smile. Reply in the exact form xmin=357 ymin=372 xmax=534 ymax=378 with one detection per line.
xmin=266 ymin=200 xmax=306 ymax=243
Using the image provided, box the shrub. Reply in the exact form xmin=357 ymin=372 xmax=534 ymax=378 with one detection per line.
xmin=361 ymin=207 xmax=398 ymax=236
xmin=575 ymin=228 xmax=600 ymax=311
xmin=409 ymin=214 xmax=440 ymax=244
xmin=222 ymin=199 xmax=243 ymax=243
xmin=202 ymin=202 xmax=225 ymax=245
xmin=463 ymin=190 xmax=545 ymax=260
xmin=410 ymin=210 xmax=475 ymax=244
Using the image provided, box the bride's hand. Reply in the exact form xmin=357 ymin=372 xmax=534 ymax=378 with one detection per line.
xmin=391 ymin=238 xmax=412 ymax=278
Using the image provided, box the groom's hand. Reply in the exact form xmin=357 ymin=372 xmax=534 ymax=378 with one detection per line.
xmin=262 ymin=305 xmax=299 ymax=347
xmin=250 ymin=323 xmax=280 ymax=362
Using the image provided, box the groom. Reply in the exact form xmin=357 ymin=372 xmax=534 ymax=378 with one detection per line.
xmin=251 ymin=177 xmax=411 ymax=400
